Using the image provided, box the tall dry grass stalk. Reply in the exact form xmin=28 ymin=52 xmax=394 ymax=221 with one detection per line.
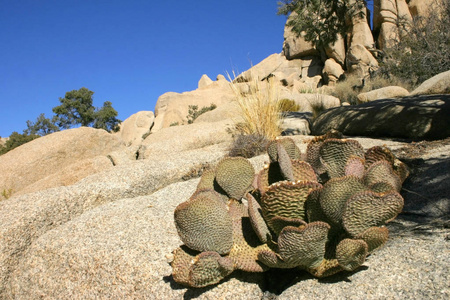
xmin=227 ymin=72 xmax=284 ymax=140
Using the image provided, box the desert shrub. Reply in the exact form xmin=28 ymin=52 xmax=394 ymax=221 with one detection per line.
xmin=308 ymin=94 xmax=328 ymax=120
xmin=1 ymin=188 xmax=13 ymax=200
xmin=331 ymin=74 xmax=411 ymax=105
xmin=378 ymin=0 xmax=450 ymax=88
xmin=228 ymin=133 xmax=269 ymax=158
xmin=278 ymin=98 xmax=300 ymax=112
xmin=187 ymin=104 xmax=217 ymax=124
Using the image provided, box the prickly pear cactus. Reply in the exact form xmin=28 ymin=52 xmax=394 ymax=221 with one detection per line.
xmin=170 ymin=134 xmax=409 ymax=288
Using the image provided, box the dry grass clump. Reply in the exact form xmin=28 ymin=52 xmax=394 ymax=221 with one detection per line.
xmin=227 ymin=72 xmax=284 ymax=140
xmin=331 ymin=74 xmax=411 ymax=105
xmin=278 ymin=98 xmax=300 ymax=112
xmin=228 ymin=133 xmax=269 ymax=158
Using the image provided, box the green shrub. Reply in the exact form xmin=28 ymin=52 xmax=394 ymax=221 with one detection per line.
xmin=187 ymin=104 xmax=217 ymax=124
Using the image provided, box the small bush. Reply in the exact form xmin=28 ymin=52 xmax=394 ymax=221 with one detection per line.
xmin=228 ymin=134 xmax=269 ymax=158
xmin=278 ymin=99 xmax=300 ymax=112
xmin=187 ymin=104 xmax=217 ymax=124
xmin=309 ymin=94 xmax=328 ymax=120
xmin=1 ymin=188 xmax=13 ymax=200
xmin=331 ymin=74 xmax=411 ymax=105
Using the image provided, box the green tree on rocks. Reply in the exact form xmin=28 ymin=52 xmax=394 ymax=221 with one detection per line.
xmin=52 ymin=87 xmax=121 ymax=132
xmin=278 ymin=0 xmax=366 ymax=52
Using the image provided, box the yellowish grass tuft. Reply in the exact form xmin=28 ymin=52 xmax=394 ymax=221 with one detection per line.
xmin=227 ymin=72 xmax=284 ymax=140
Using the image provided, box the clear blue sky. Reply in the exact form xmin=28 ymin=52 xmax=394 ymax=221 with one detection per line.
xmin=0 ymin=0 xmax=287 ymax=137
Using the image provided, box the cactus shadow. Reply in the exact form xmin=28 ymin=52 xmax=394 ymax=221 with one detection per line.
xmin=163 ymin=274 xmax=216 ymax=299
xmin=392 ymin=155 xmax=450 ymax=237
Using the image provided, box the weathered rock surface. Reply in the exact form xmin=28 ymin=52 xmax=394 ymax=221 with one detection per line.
xmin=323 ymin=58 xmax=345 ymax=85
xmin=357 ymin=86 xmax=410 ymax=103
xmin=153 ymin=77 xmax=234 ymax=131
xmin=0 ymin=142 xmax=230 ymax=298
xmin=374 ymin=0 xmax=412 ymax=50
xmin=115 ymin=111 xmax=155 ymax=146
xmin=139 ymin=119 xmax=233 ymax=159
xmin=0 ymin=127 xmax=127 ymax=199
xmin=346 ymin=44 xmax=379 ymax=78
xmin=236 ymin=53 xmax=303 ymax=83
xmin=198 ymin=74 xmax=213 ymax=88
xmin=312 ymin=94 xmax=450 ymax=140
xmin=410 ymin=70 xmax=450 ymax=96
xmin=285 ymin=93 xmax=341 ymax=112
xmin=281 ymin=112 xmax=311 ymax=136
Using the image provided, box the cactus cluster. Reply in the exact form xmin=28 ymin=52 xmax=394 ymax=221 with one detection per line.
xmin=170 ymin=132 xmax=409 ymax=288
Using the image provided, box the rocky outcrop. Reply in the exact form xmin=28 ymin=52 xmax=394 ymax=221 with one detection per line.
xmin=357 ymin=86 xmax=410 ymax=103
xmin=0 ymin=127 xmax=127 ymax=199
xmin=115 ymin=111 xmax=155 ymax=146
xmin=410 ymin=70 xmax=450 ymax=96
xmin=153 ymin=75 xmax=234 ymax=131
xmin=311 ymin=94 xmax=450 ymax=140
xmin=198 ymin=74 xmax=214 ymax=88
xmin=323 ymin=58 xmax=345 ymax=86
xmin=346 ymin=44 xmax=379 ymax=78
xmin=374 ymin=0 xmax=412 ymax=50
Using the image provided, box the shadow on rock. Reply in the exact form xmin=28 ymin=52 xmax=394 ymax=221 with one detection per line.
xmin=312 ymin=94 xmax=450 ymax=140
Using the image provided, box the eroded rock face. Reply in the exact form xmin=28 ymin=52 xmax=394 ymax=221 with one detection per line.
xmin=153 ymin=78 xmax=234 ymax=131
xmin=115 ymin=111 xmax=155 ymax=146
xmin=346 ymin=44 xmax=379 ymax=78
xmin=374 ymin=0 xmax=412 ymax=50
xmin=0 ymin=127 xmax=127 ymax=199
xmin=323 ymin=58 xmax=345 ymax=86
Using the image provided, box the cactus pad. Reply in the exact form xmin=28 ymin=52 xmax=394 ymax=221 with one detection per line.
xmin=356 ymin=226 xmax=389 ymax=253
xmin=174 ymin=190 xmax=233 ymax=254
xmin=319 ymin=176 xmax=366 ymax=226
xmin=261 ymin=181 xmax=322 ymax=234
xmin=342 ymin=191 xmax=404 ymax=237
xmin=267 ymin=137 xmax=301 ymax=162
xmin=215 ymin=157 xmax=255 ymax=200
xmin=336 ymin=239 xmax=368 ymax=271
xmin=319 ymin=139 xmax=365 ymax=178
